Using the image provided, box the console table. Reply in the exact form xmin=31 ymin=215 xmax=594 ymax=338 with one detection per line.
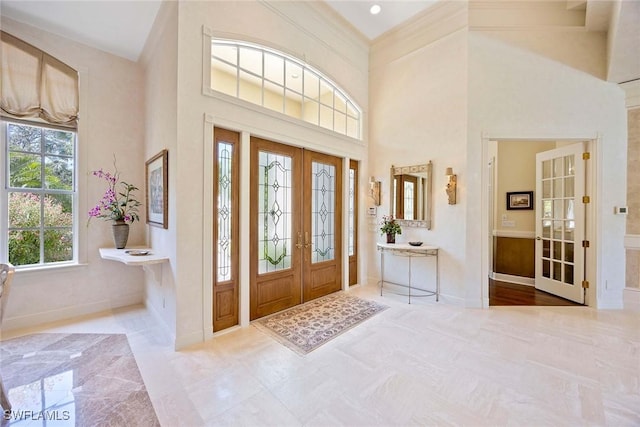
xmin=377 ymin=243 xmax=439 ymax=303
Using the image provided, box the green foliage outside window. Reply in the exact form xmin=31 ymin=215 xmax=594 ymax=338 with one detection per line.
xmin=5 ymin=122 xmax=75 ymax=266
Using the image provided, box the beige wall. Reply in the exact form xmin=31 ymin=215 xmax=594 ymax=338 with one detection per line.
xmin=495 ymin=141 xmax=555 ymax=234
xmin=468 ymin=32 xmax=627 ymax=308
xmin=140 ymin=1 xmax=179 ymax=338
xmin=1 ymin=18 xmax=147 ymax=330
xmin=368 ymin=2 xmax=468 ymax=303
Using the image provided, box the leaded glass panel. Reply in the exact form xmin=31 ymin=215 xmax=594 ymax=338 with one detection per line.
xmin=217 ymin=142 xmax=233 ymax=281
xmin=311 ymin=161 xmax=335 ymax=263
xmin=258 ymin=151 xmax=292 ymax=273
xmin=348 ymin=168 xmax=355 ymax=257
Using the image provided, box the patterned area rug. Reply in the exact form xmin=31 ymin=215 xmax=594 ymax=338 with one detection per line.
xmin=253 ymin=292 xmax=388 ymax=355
xmin=0 ymin=333 xmax=159 ymax=426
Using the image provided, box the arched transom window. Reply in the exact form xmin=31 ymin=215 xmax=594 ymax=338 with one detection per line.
xmin=210 ymin=39 xmax=362 ymax=140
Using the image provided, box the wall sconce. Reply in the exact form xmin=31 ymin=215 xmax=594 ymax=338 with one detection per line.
xmin=445 ymin=167 xmax=457 ymax=205
xmin=369 ymin=176 xmax=381 ymax=206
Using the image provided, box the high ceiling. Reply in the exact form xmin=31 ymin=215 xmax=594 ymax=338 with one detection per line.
xmin=1 ymin=0 xmax=638 ymax=83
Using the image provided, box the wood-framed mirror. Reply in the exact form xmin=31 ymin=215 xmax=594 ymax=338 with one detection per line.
xmin=390 ymin=161 xmax=432 ymax=229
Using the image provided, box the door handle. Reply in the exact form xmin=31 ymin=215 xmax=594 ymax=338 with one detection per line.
xmin=304 ymin=231 xmax=311 ymax=248
xmin=536 ymin=236 xmax=541 ymax=240
xmin=296 ymin=232 xmax=303 ymax=249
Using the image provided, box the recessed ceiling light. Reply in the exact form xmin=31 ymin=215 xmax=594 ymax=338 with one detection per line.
xmin=370 ymin=4 xmax=381 ymax=15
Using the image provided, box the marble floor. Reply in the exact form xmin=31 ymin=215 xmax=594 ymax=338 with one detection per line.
xmin=1 ymin=283 xmax=639 ymax=426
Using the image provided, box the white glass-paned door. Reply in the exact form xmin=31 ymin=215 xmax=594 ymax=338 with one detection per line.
xmin=535 ymin=143 xmax=585 ymax=304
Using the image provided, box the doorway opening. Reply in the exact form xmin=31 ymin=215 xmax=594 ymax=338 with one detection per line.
xmin=486 ymin=138 xmax=595 ymax=307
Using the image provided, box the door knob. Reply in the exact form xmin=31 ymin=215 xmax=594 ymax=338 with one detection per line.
xmin=536 ymin=236 xmax=541 ymax=240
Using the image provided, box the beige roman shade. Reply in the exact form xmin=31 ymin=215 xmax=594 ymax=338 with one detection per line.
xmin=1 ymin=31 xmax=78 ymax=129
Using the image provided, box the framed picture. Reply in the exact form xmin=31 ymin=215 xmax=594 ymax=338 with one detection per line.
xmin=506 ymin=191 xmax=533 ymax=210
xmin=145 ymin=149 xmax=168 ymax=228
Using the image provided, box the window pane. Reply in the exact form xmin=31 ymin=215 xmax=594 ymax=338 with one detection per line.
xmin=334 ymin=111 xmax=346 ymax=135
xmin=347 ymin=117 xmax=358 ymax=139
xmin=304 ymin=70 xmax=319 ymax=99
xmin=212 ymin=44 xmax=237 ymax=65
xmin=264 ymin=81 xmax=284 ymax=113
xmin=44 ymin=129 xmax=73 ymax=155
xmin=8 ymin=123 xmax=40 ymax=152
xmin=320 ymin=105 xmax=333 ymax=130
xmin=239 ymin=70 xmax=262 ymax=105
xmin=44 ymin=194 xmax=73 ymax=227
xmin=335 ymin=92 xmax=347 ymax=113
xmin=347 ymin=102 xmax=359 ymax=119
xmin=542 ymin=160 xmax=551 ymax=179
xmin=553 ymin=158 xmax=563 ymax=177
xmin=565 ymin=176 xmax=575 ymax=197
xmin=319 ymin=79 xmax=333 ymax=106
xmin=239 ymin=46 xmax=262 ymax=75
xmin=564 ymin=155 xmax=575 ymax=176
xmin=211 ymin=59 xmax=237 ymax=97
xmin=303 ymin=100 xmax=319 ymax=125
xmin=564 ymin=264 xmax=574 ymax=285
xmin=44 ymin=228 xmax=72 ymax=262
xmin=45 ymin=156 xmax=74 ymax=190
xmin=285 ymin=90 xmax=302 ymax=119
xmin=9 ymin=192 xmax=41 ymax=227
xmin=9 ymin=152 xmax=42 ymax=188
xmin=9 ymin=230 xmax=40 ymax=266
xmin=542 ymin=180 xmax=551 ymax=198
xmin=285 ymin=61 xmax=302 ymax=93
xmin=553 ymin=241 xmax=562 ymax=260
xmin=264 ymin=53 xmax=284 ymax=85
xmin=565 ymin=242 xmax=574 ymax=263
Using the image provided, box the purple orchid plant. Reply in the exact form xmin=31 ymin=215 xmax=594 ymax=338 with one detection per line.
xmin=88 ymin=160 xmax=141 ymax=224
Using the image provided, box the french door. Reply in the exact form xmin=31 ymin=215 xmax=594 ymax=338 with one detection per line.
xmin=250 ymin=137 xmax=343 ymax=320
xmin=535 ymin=142 xmax=586 ymax=304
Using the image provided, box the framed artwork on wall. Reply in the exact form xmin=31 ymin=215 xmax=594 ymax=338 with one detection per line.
xmin=145 ymin=149 xmax=168 ymax=228
xmin=506 ymin=191 xmax=533 ymax=210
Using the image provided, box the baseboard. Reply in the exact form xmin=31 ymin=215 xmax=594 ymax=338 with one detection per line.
xmin=2 ymin=300 xmax=113 ymax=332
xmin=491 ymin=272 xmax=535 ymax=287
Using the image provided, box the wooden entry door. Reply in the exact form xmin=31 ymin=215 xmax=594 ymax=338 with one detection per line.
xmin=250 ymin=137 xmax=342 ymax=320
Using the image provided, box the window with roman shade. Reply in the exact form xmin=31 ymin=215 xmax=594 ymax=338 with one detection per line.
xmin=1 ymin=32 xmax=78 ymax=268
xmin=1 ymin=31 xmax=78 ymax=129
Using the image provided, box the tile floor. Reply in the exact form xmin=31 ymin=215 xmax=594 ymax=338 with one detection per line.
xmin=1 ymin=283 xmax=639 ymax=426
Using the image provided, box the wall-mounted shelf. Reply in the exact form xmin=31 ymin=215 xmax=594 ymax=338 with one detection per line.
xmin=99 ymin=248 xmax=168 ymax=282
xmin=99 ymin=248 xmax=168 ymax=266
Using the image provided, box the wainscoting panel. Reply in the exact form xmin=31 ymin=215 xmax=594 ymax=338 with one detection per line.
xmin=494 ymin=236 xmax=535 ymax=278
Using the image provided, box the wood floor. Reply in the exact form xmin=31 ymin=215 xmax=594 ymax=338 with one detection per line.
xmin=489 ymin=279 xmax=582 ymax=306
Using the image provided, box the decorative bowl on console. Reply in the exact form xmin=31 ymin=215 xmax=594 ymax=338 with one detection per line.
xmin=408 ymin=241 xmax=423 ymax=246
